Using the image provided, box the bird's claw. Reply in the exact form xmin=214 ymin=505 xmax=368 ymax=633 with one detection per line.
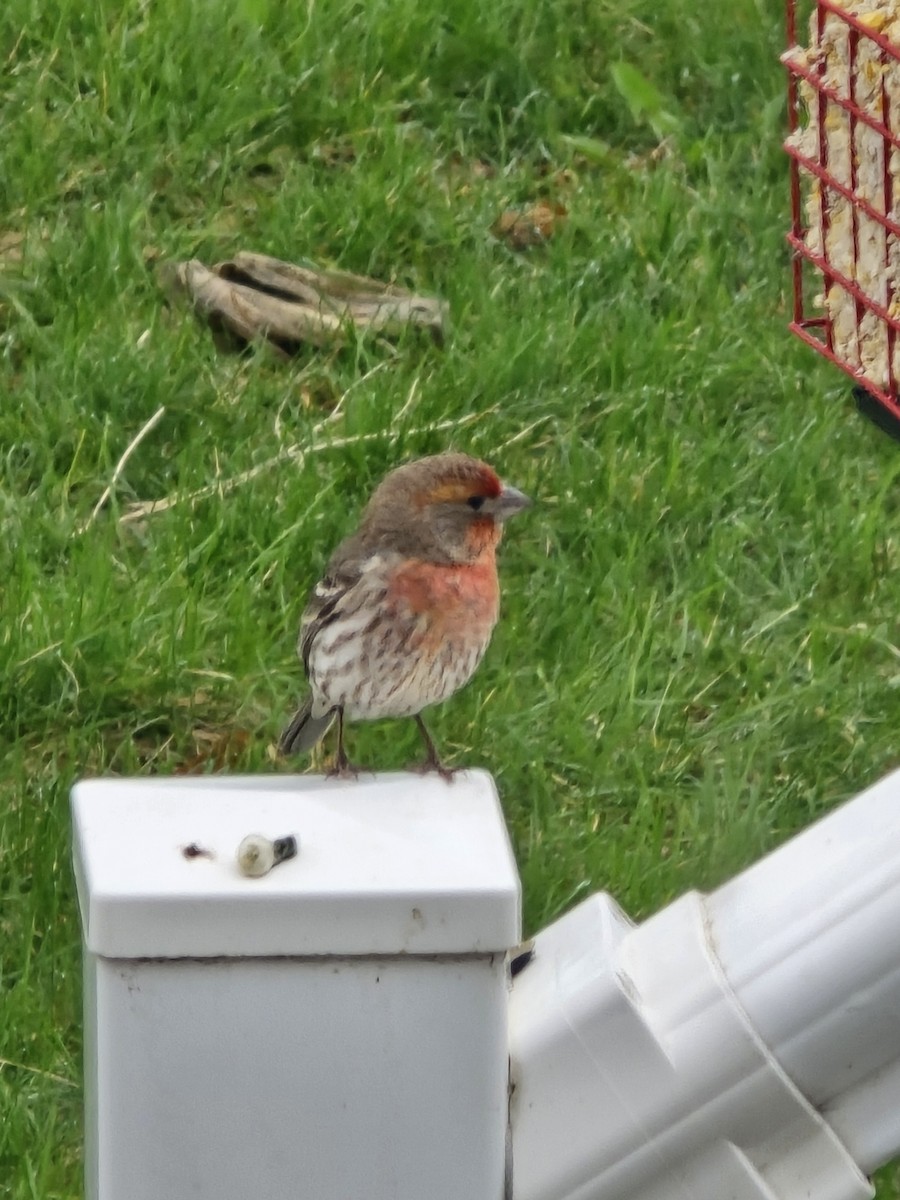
xmin=326 ymin=753 xmax=366 ymax=780
xmin=407 ymin=758 xmax=459 ymax=783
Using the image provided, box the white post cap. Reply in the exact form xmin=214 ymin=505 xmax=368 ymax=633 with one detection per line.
xmin=71 ymin=769 xmax=521 ymax=959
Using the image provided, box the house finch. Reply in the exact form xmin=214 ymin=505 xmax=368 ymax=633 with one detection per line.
xmin=279 ymin=452 xmax=530 ymax=778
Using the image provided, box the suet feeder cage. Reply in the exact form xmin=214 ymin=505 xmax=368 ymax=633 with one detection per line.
xmin=784 ymin=0 xmax=900 ymax=429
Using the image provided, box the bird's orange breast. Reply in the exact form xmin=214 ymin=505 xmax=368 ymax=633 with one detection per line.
xmin=389 ymin=554 xmax=500 ymax=637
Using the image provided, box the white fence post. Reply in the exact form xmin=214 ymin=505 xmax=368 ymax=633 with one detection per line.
xmin=71 ymin=770 xmax=520 ymax=1200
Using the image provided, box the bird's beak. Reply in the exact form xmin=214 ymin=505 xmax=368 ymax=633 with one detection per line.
xmin=491 ymin=484 xmax=531 ymax=522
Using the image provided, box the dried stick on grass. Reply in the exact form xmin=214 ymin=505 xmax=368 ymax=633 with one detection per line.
xmin=0 ymin=1056 xmax=77 ymax=1090
xmin=80 ymin=405 xmax=166 ymax=532
xmin=119 ymin=410 xmax=490 ymax=526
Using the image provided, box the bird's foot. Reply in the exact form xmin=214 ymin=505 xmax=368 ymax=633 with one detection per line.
xmin=326 ymin=748 xmax=366 ymax=780
xmin=407 ymin=757 xmax=459 ymax=783
xmin=324 ymin=711 xmax=370 ymax=779
xmin=409 ymin=714 xmax=456 ymax=782
xmin=326 ymin=762 xmax=362 ymax=780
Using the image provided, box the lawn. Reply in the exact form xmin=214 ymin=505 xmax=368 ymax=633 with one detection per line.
xmin=3 ymin=0 xmax=900 ymax=1195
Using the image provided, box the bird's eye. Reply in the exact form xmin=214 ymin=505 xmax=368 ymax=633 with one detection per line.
xmin=466 ymin=496 xmax=486 ymax=510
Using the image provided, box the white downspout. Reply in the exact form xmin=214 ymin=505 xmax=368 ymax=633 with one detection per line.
xmin=509 ymin=767 xmax=900 ymax=1200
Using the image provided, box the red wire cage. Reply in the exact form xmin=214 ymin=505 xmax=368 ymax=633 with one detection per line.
xmin=784 ymin=0 xmax=900 ymax=421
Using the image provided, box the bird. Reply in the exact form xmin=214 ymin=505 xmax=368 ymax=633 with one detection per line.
xmin=279 ymin=451 xmax=530 ymax=778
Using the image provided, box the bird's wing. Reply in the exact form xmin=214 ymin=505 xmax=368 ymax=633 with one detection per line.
xmin=298 ymin=567 xmax=359 ymax=675
xmin=298 ymin=532 xmax=387 ymax=677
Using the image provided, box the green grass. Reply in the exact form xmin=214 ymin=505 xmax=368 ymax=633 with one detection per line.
xmin=4 ymin=0 xmax=900 ymax=1194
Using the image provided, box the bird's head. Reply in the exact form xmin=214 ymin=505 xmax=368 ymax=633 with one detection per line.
xmin=361 ymin=452 xmax=531 ymax=563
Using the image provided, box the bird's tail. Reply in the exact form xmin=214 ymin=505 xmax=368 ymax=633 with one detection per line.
xmin=278 ymin=698 xmax=335 ymax=756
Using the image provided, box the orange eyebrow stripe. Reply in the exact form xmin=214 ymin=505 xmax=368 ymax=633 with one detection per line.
xmin=422 ymin=476 xmax=501 ymax=505
xmin=426 ymin=481 xmax=478 ymax=504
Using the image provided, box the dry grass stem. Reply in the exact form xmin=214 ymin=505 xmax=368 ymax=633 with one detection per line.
xmin=80 ymin=405 xmax=166 ymax=531
xmin=118 ymin=410 xmax=489 ymax=525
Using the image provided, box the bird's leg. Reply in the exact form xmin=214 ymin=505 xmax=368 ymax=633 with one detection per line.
xmin=326 ymin=707 xmax=360 ymax=780
xmin=411 ymin=714 xmax=457 ymax=782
